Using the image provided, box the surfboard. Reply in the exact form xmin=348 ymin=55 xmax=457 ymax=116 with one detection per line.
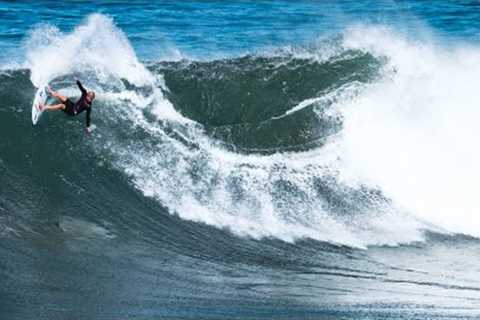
xmin=31 ymin=84 xmax=48 ymax=125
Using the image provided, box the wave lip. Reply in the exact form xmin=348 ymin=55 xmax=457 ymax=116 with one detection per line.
xmin=26 ymin=14 xmax=153 ymax=87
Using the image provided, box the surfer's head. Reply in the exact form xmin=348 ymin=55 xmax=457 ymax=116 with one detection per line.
xmin=87 ymin=91 xmax=95 ymax=103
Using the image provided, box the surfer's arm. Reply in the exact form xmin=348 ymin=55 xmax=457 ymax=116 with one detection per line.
xmin=85 ymin=107 xmax=91 ymax=129
xmin=76 ymin=80 xmax=87 ymax=95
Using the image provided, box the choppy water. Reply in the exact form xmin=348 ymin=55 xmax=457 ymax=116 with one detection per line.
xmin=1 ymin=1 xmax=480 ymax=319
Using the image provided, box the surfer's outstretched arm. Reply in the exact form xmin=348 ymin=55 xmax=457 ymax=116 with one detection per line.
xmin=76 ymin=80 xmax=87 ymax=96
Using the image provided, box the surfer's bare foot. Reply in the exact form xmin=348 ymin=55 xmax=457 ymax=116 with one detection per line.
xmin=37 ymin=103 xmax=44 ymax=111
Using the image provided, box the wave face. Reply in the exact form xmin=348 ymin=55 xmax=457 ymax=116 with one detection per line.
xmin=15 ymin=14 xmax=428 ymax=248
xmin=2 ymin=4 xmax=480 ymax=320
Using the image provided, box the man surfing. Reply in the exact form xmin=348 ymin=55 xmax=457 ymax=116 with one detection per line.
xmin=39 ymin=80 xmax=96 ymax=132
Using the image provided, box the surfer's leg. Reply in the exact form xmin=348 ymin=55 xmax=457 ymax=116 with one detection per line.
xmin=53 ymin=93 xmax=68 ymax=103
xmin=40 ymin=103 xmax=65 ymax=111
xmin=48 ymin=88 xmax=68 ymax=103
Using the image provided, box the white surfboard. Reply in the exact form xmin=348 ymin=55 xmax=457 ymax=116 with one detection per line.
xmin=32 ymin=84 xmax=48 ymax=125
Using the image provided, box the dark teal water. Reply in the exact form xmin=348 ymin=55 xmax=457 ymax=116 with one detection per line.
xmin=2 ymin=1 xmax=480 ymax=319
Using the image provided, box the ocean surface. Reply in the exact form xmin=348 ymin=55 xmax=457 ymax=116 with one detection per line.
xmin=1 ymin=1 xmax=480 ymax=319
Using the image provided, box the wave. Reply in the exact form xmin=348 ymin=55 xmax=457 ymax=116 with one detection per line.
xmin=2 ymin=14 xmax=478 ymax=249
xmin=338 ymin=25 xmax=480 ymax=237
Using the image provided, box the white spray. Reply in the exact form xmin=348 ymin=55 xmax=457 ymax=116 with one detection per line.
xmin=338 ymin=25 xmax=480 ymax=237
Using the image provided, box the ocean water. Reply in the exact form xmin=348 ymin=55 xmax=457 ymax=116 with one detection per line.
xmin=1 ymin=1 xmax=480 ymax=319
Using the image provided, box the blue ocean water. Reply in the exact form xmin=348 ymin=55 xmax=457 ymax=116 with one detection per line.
xmin=1 ymin=0 xmax=480 ymax=63
xmin=1 ymin=1 xmax=480 ymax=319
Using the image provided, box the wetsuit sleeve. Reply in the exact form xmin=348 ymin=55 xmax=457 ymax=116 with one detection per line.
xmin=76 ymin=80 xmax=87 ymax=96
xmin=86 ymin=107 xmax=91 ymax=128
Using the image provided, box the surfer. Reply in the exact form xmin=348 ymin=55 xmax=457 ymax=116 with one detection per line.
xmin=39 ymin=80 xmax=95 ymax=132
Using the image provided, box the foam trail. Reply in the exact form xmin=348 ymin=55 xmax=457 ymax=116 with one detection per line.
xmin=273 ymin=82 xmax=362 ymax=120
xmin=272 ymin=97 xmax=322 ymax=120
xmin=107 ymin=91 xmax=426 ymax=248
xmin=338 ymin=25 xmax=480 ymax=237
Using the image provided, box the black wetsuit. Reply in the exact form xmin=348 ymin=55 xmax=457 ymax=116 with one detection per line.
xmin=63 ymin=80 xmax=92 ymax=127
